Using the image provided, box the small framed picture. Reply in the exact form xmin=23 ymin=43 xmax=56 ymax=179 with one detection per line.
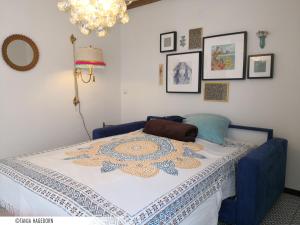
xmin=166 ymin=51 xmax=202 ymax=93
xmin=204 ymin=82 xmax=229 ymax=102
xmin=248 ymin=54 xmax=274 ymax=79
xmin=202 ymin=31 xmax=247 ymax=80
xmin=189 ymin=28 xmax=203 ymax=49
xmin=160 ymin=31 xmax=177 ymax=53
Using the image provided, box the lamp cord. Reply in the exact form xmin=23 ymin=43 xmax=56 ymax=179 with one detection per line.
xmin=78 ymin=102 xmax=92 ymax=141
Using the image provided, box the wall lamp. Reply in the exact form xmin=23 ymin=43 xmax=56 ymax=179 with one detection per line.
xmin=70 ymin=34 xmax=106 ymax=106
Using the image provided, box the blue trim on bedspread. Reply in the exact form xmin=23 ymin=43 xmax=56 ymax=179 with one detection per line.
xmin=0 ymin=141 xmax=251 ymax=225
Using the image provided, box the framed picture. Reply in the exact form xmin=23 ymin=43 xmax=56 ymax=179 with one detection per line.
xmin=202 ymin=31 xmax=247 ymax=80
xmin=248 ymin=54 xmax=274 ymax=79
xmin=204 ymin=82 xmax=229 ymax=102
xmin=189 ymin=28 xmax=203 ymax=49
xmin=179 ymin=35 xmax=187 ymax=50
xmin=166 ymin=51 xmax=202 ymax=93
xmin=160 ymin=31 xmax=177 ymax=53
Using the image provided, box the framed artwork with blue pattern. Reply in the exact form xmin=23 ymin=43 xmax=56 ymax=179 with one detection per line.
xmin=166 ymin=51 xmax=202 ymax=93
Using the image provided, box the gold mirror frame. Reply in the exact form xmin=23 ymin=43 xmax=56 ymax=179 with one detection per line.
xmin=2 ymin=34 xmax=39 ymax=71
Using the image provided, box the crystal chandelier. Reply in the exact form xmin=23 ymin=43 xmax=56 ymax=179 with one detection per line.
xmin=57 ymin=0 xmax=135 ymax=37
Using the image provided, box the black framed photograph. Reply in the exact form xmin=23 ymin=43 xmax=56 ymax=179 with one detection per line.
xmin=202 ymin=31 xmax=247 ymax=80
xmin=166 ymin=51 xmax=202 ymax=93
xmin=160 ymin=31 xmax=177 ymax=53
xmin=248 ymin=54 xmax=274 ymax=79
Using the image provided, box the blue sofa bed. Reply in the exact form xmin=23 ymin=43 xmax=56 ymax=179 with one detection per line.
xmin=93 ymin=121 xmax=288 ymax=225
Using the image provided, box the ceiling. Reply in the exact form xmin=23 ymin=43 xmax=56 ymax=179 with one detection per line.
xmin=128 ymin=0 xmax=161 ymax=9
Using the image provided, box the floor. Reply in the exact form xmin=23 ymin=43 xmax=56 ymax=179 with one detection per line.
xmin=218 ymin=193 xmax=300 ymax=225
xmin=1 ymin=194 xmax=300 ymax=224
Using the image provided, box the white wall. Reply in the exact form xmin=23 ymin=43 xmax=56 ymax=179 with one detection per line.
xmin=0 ymin=0 xmax=122 ymax=158
xmin=1 ymin=0 xmax=299 ymax=191
xmin=120 ymin=0 xmax=300 ymax=190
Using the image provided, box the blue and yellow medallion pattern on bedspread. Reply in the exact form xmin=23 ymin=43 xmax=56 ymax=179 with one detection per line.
xmin=64 ymin=131 xmax=206 ymax=178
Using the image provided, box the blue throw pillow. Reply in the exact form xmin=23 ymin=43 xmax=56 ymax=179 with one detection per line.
xmin=184 ymin=114 xmax=231 ymax=145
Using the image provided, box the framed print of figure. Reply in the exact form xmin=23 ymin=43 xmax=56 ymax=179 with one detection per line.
xmin=166 ymin=51 xmax=202 ymax=93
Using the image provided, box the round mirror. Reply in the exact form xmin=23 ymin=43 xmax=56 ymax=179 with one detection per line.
xmin=2 ymin=34 xmax=39 ymax=71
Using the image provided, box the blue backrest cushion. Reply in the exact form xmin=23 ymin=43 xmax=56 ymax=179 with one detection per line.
xmin=184 ymin=113 xmax=231 ymax=145
xmin=93 ymin=121 xmax=146 ymax=139
xmin=147 ymin=115 xmax=185 ymax=123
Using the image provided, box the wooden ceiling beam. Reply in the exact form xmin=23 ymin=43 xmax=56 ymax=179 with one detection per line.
xmin=128 ymin=0 xmax=161 ymax=9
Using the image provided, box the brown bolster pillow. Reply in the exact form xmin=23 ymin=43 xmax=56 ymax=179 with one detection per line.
xmin=143 ymin=119 xmax=198 ymax=142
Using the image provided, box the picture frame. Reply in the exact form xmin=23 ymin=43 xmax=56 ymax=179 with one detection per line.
xmin=204 ymin=82 xmax=229 ymax=102
xmin=160 ymin=31 xmax=177 ymax=53
xmin=166 ymin=51 xmax=202 ymax=93
xmin=202 ymin=31 xmax=247 ymax=80
xmin=189 ymin=28 xmax=203 ymax=50
xmin=248 ymin=54 xmax=274 ymax=79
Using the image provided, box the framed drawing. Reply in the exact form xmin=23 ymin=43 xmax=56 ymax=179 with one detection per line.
xmin=204 ymin=82 xmax=229 ymax=102
xmin=160 ymin=32 xmax=177 ymax=53
xmin=248 ymin=54 xmax=274 ymax=79
xmin=166 ymin=51 xmax=202 ymax=93
xmin=202 ymin=31 xmax=247 ymax=80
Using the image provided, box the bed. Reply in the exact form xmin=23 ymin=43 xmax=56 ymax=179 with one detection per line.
xmin=93 ymin=120 xmax=288 ymax=225
xmin=0 ymin=120 xmax=287 ymax=225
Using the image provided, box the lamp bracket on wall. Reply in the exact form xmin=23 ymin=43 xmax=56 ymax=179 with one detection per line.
xmin=70 ymin=35 xmax=80 ymax=106
xmin=70 ymin=34 xmax=76 ymax=45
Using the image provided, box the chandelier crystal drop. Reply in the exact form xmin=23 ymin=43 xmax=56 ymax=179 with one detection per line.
xmin=57 ymin=0 xmax=134 ymax=37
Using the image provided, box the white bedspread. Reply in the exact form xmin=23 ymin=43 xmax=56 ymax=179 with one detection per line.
xmin=0 ymin=131 xmax=251 ymax=225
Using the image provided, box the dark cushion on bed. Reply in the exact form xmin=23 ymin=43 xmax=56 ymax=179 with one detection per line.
xmin=143 ymin=119 xmax=198 ymax=142
xmin=93 ymin=121 xmax=146 ymax=139
xmin=147 ymin=115 xmax=185 ymax=123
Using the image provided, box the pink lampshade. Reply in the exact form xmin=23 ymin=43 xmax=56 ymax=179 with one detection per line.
xmin=75 ymin=47 xmax=106 ymax=69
